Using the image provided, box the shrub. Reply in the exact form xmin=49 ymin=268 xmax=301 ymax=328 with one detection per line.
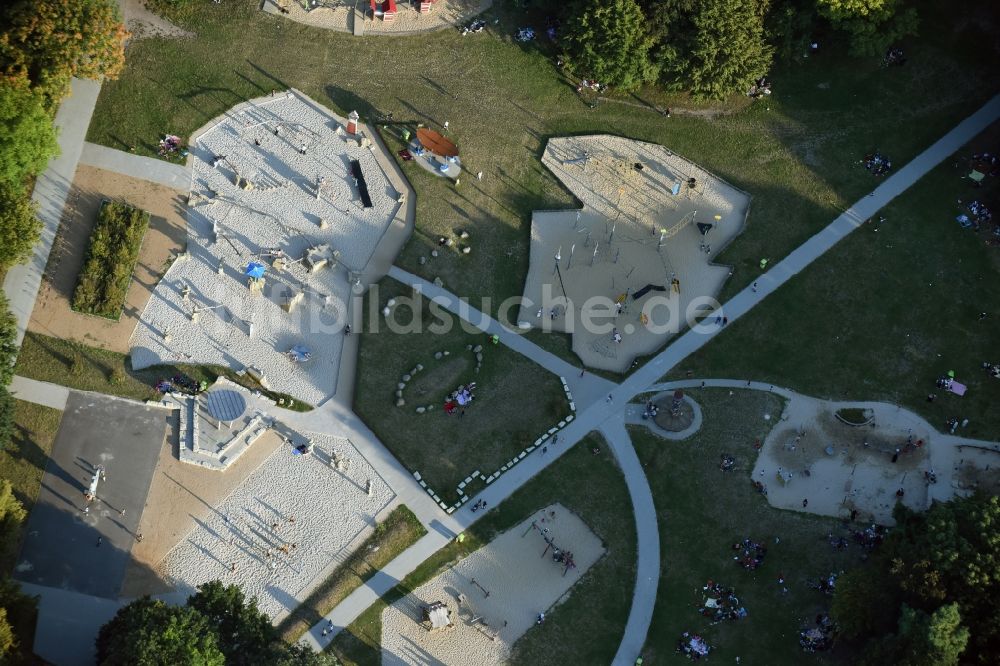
xmin=72 ymin=201 xmax=149 ymax=319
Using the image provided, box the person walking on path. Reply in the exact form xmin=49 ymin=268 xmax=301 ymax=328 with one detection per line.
xmin=607 ymin=394 xmax=613 ymax=403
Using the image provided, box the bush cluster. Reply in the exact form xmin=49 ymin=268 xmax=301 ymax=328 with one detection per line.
xmin=72 ymin=201 xmax=150 ymax=319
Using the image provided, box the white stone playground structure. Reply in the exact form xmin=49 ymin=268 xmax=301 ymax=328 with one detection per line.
xmin=157 ymin=432 xmax=394 ymax=620
xmin=130 ymin=91 xmax=407 ymax=405
xmin=519 ymin=136 xmax=751 ymax=373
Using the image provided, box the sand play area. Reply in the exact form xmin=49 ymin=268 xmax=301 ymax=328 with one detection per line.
xmin=130 ymin=91 xmax=406 ymax=405
xmin=263 ymin=0 xmax=490 ymax=35
xmin=152 ymin=432 xmax=393 ymax=620
xmin=381 ymin=504 xmax=604 ymax=665
xmin=520 ymin=136 xmax=750 ymax=372
xmin=752 ymin=395 xmax=997 ymax=525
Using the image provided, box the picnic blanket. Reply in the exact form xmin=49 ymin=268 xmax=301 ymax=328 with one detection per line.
xmin=947 ymin=381 xmax=967 ymax=396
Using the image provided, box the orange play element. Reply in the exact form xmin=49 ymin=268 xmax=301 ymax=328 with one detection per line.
xmin=415 ymin=128 xmax=459 ymax=157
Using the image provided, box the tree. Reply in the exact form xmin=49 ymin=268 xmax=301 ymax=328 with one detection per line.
xmin=0 ymin=607 xmax=14 ymax=658
xmin=0 ymin=296 xmax=19 ymax=387
xmin=0 ymin=82 xmax=59 ymax=188
xmin=816 ymin=0 xmax=919 ymax=56
xmin=0 ymin=480 xmax=25 ymax=528
xmin=0 ymin=183 xmax=42 ymax=271
xmin=832 ymin=494 xmax=1000 ymax=665
xmin=187 ymin=581 xmax=275 ymax=663
xmin=895 ymin=603 xmax=969 ymax=666
xmin=0 ymin=0 xmax=128 ymax=103
xmin=563 ymin=0 xmax=659 ymax=92
xmin=95 ymin=597 xmax=225 ymax=666
xmin=272 ymin=643 xmax=341 ymax=666
xmin=659 ymin=0 xmax=774 ymax=99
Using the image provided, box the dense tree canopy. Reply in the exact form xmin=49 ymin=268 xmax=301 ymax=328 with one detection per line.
xmin=97 ymin=583 xmax=341 ymax=666
xmin=658 ymin=0 xmax=774 ymax=99
xmin=96 ymin=597 xmax=225 ymax=666
xmin=187 ymin=581 xmax=275 ymax=663
xmin=0 ymin=82 xmax=58 ymax=188
xmin=563 ymin=0 xmax=658 ymax=91
xmin=0 ymin=183 xmax=41 ymax=272
xmin=816 ymin=0 xmax=919 ymax=55
xmin=0 ymin=0 xmax=128 ymax=103
xmin=833 ymin=494 xmax=1000 ymax=665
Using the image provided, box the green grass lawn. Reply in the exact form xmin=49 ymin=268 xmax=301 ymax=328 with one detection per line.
xmin=0 ymin=400 xmax=63 ymax=665
xmin=633 ymin=389 xmax=861 ymax=664
xmin=14 ymin=331 xmax=311 ymax=410
xmin=0 ymin=401 xmax=63 ymax=573
xmin=354 ymin=278 xmax=568 ymax=503
xmin=669 ymin=121 xmax=1000 ymax=440
xmin=276 ymin=505 xmax=426 ymax=643
xmin=89 ymin=0 xmax=999 ymax=317
xmin=330 ymin=432 xmax=635 ymax=666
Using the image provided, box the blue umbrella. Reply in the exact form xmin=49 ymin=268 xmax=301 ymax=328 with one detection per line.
xmin=245 ymin=262 xmax=266 ymax=279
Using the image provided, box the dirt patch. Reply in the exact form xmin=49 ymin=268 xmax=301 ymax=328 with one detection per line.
xmin=28 ymin=165 xmax=187 ymax=353
xmin=121 ymin=426 xmax=284 ymax=597
xmin=124 ymin=0 xmax=194 ymax=40
xmin=652 ymin=396 xmax=694 ymax=432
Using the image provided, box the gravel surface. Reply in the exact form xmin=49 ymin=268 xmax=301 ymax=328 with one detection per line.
xmin=130 ymin=92 xmax=402 ymax=404
xmin=158 ymin=432 xmax=394 ymax=619
xmin=381 ymin=503 xmax=604 ymax=665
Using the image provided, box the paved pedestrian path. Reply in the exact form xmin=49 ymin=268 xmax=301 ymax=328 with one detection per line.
xmin=79 ymin=142 xmax=191 ymax=190
xmin=3 ymin=78 xmax=102 ymax=347
xmin=599 ymin=416 xmax=660 ymax=666
xmin=10 ymin=375 xmax=69 ymax=411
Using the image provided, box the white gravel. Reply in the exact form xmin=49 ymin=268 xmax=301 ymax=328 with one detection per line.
xmin=130 ymin=92 xmax=402 ymax=404
xmin=157 ymin=432 xmax=394 ymax=620
xmin=381 ymin=504 xmax=604 ymax=665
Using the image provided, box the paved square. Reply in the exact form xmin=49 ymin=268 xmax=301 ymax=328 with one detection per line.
xmin=14 ymin=393 xmax=169 ymax=598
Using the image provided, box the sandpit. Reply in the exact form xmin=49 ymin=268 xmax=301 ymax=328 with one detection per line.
xmin=753 ymin=398 xmax=938 ymax=525
xmin=156 ymin=432 xmax=393 ymax=620
xmin=519 ymin=136 xmax=750 ymax=372
xmin=263 ymin=0 xmax=490 ymax=35
xmin=130 ymin=90 xmax=405 ymax=404
xmin=381 ymin=504 xmax=604 ymax=666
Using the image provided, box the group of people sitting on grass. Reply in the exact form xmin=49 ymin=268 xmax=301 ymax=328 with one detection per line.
xmin=747 ymin=77 xmax=772 ymax=98
xmin=732 ymin=537 xmax=767 ymax=570
xmin=719 ymin=454 xmax=735 ymax=471
xmin=852 ymin=523 xmax=888 ymax=550
xmin=967 ymin=200 xmax=992 ymax=225
xmin=808 ymin=572 xmax=839 ymax=595
xmin=576 ymin=79 xmax=608 ymax=94
xmin=154 ymin=374 xmax=207 ymax=396
xmin=982 ymin=361 xmax=1000 ymax=379
xmin=443 ymin=383 xmax=477 ymax=415
xmin=883 ymin=46 xmax=907 ymax=67
xmin=750 ymin=479 xmax=768 ymax=496
xmin=676 ymin=632 xmax=711 ymax=660
xmin=800 ymin=614 xmax=836 ymax=652
xmin=863 ymin=150 xmax=892 ymax=176
xmin=699 ymin=580 xmax=747 ymax=623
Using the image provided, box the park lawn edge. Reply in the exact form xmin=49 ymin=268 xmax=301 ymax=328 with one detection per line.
xmin=14 ymin=332 xmax=312 ymax=411
xmin=276 ymin=504 xmax=427 ymax=643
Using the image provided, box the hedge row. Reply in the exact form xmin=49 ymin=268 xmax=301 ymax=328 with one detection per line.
xmin=72 ymin=200 xmax=149 ymax=319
